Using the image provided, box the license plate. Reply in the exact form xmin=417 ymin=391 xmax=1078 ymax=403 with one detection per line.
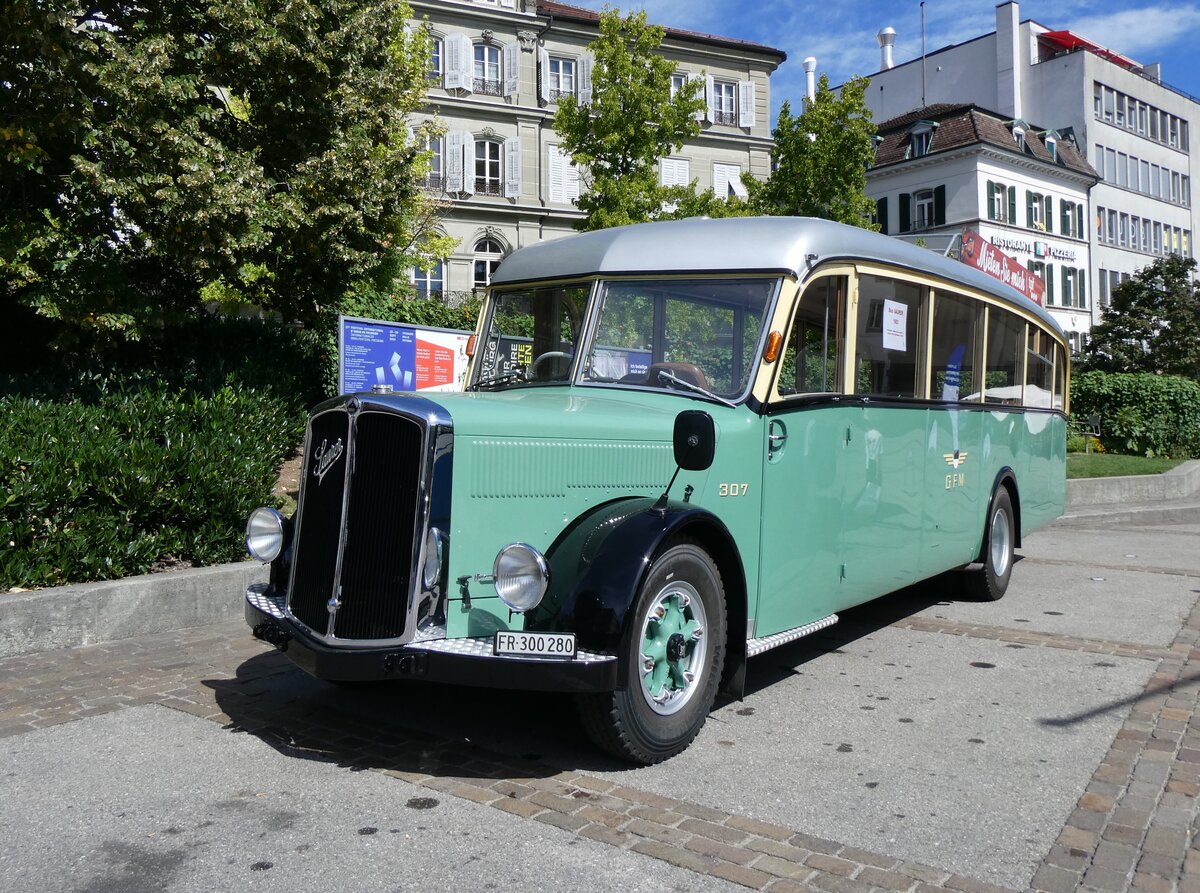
xmin=493 ymin=631 xmax=576 ymax=659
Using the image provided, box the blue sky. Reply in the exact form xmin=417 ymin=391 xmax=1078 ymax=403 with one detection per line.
xmin=564 ymin=0 xmax=1200 ymax=121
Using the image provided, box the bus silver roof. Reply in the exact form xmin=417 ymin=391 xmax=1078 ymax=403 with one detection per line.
xmin=490 ymin=216 xmax=1065 ymax=337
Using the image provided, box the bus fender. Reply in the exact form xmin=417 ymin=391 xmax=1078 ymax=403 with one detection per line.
xmin=980 ymin=468 xmax=1022 ymax=556
xmin=526 ymin=497 xmax=748 ymax=695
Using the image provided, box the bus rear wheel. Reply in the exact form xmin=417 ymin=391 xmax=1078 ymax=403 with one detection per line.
xmin=577 ymin=540 xmax=726 ymax=765
xmin=964 ymin=487 xmax=1014 ymax=601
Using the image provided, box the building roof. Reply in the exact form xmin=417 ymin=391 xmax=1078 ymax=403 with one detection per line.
xmin=872 ymin=104 xmax=1098 ymax=180
xmin=537 ymin=1 xmax=787 ymax=62
xmin=490 ymin=216 xmax=1063 ymax=334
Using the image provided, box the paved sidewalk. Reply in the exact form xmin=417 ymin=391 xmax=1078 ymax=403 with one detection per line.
xmin=2 ymin=521 xmax=1199 ymax=893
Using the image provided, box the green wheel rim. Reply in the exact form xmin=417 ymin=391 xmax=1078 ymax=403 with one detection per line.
xmin=638 ymin=580 xmax=708 ymax=716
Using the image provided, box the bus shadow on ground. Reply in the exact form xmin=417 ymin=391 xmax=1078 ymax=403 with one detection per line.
xmin=207 ymin=568 xmax=1003 ymax=775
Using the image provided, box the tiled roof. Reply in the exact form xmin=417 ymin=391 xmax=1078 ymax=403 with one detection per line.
xmin=537 ymin=1 xmax=787 ymax=60
xmin=873 ymin=104 xmax=1097 ymax=178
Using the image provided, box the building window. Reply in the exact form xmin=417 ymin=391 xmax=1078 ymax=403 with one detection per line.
xmin=473 ymin=43 xmax=502 ymax=95
xmin=473 ymin=238 xmax=504 ymax=288
xmin=987 ymin=181 xmax=1015 ymax=223
xmin=911 ymin=127 xmax=933 ymax=157
xmin=713 ymin=162 xmax=748 ymax=199
xmin=1060 ymin=200 xmax=1083 ymax=238
xmin=548 ymin=57 xmax=575 ymax=101
xmin=1026 ymin=191 xmax=1052 ymax=232
xmin=1028 ymin=260 xmax=1048 ymax=302
xmin=914 ymin=189 xmax=935 ymax=230
xmin=670 ymin=73 xmax=687 ymax=97
xmin=411 ymin=262 xmax=444 ymax=300
xmin=712 ymin=80 xmax=737 ymax=126
xmin=421 ymin=135 xmax=443 ymax=190
xmin=429 ymin=37 xmax=443 ymax=78
xmin=474 ymin=139 xmax=502 ymax=195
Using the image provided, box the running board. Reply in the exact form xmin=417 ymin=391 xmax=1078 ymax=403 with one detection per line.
xmin=746 ymin=614 xmax=839 ymax=658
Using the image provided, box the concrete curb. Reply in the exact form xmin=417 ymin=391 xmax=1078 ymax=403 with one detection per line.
xmin=0 ymin=561 xmax=268 ymax=659
xmin=1065 ymin=458 xmax=1200 ymax=508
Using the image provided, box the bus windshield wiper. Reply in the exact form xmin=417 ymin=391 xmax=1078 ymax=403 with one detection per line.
xmin=470 ymin=371 xmax=527 ymax=391
xmin=655 ymin=369 xmax=736 ymax=407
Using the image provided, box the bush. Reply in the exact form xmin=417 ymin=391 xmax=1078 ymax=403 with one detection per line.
xmin=0 ymin=385 xmax=296 ymax=589
xmin=1070 ymin=371 xmax=1200 ymax=459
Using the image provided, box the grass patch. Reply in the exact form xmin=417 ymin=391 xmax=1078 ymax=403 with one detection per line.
xmin=1067 ymin=452 xmax=1186 ymax=479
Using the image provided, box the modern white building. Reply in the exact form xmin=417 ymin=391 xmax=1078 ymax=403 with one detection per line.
xmin=406 ymin=0 xmax=786 ymax=300
xmin=868 ymin=103 xmax=1098 ymax=349
xmin=854 ymin=0 xmax=1196 ymax=337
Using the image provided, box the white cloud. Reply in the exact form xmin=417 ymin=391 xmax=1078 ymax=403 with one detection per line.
xmin=1058 ymin=5 xmax=1200 ymax=59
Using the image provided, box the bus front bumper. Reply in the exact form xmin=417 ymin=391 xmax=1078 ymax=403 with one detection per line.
xmin=245 ymin=584 xmax=618 ymax=693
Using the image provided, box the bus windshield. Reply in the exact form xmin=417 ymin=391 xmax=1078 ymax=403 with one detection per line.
xmin=471 ymin=277 xmax=778 ymax=399
xmin=582 ymin=278 xmax=777 ymax=399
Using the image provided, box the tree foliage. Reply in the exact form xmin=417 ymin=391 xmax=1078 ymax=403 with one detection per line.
xmin=1080 ymin=255 xmax=1200 ymax=380
xmin=2 ymin=0 xmax=448 ymax=340
xmin=553 ymin=9 xmax=715 ymax=231
xmin=748 ymin=74 xmax=877 ymax=228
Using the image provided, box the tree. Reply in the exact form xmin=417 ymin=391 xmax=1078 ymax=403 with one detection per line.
xmin=748 ymin=74 xmax=877 ymax=228
xmin=1 ymin=0 xmax=448 ymax=340
xmin=553 ymin=9 xmax=708 ymax=232
xmin=1080 ymin=255 xmax=1200 ymax=379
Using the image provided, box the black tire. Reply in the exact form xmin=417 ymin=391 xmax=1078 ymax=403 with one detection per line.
xmin=576 ymin=540 xmax=727 ymax=765
xmin=963 ymin=487 xmax=1015 ymax=601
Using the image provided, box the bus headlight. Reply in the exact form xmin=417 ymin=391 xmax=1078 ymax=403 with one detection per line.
xmin=423 ymin=527 xmax=445 ymax=591
xmin=245 ymin=507 xmax=288 ymax=563
xmin=493 ymin=543 xmax=549 ymax=612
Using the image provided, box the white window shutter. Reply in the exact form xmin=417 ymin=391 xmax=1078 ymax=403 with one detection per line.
xmin=504 ymin=137 xmax=521 ymax=198
xmin=578 ymin=53 xmax=594 ymax=105
xmin=499 ymin=0 xmax=516 ymax=8
xmin=738 ymin=81 xmax=756 ymax=128
xmin=445 ymin=34 xmax=472 ymax=92
xmin=461 ymin=133 xmax=476 ymax=196
xmin=729 ymin=170 xmax=748 ymax=198
xmin=503 ymin=43 xmax=519 ymax=97
xmin=446 ymin=130 xmax=464 ymax=192
xmin=713 ymin=163 xmax=729 ymax=197
xmin=538 ymin=49 xmax=550 ymax=104
xmin=704 ymin=75 xmax=715 ymax=124
xmin=660 ymin=157 xmax=688 ymax=187
xmin=687 ymin=73 xmax=705 ymax=121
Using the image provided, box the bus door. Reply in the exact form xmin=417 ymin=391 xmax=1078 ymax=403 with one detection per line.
xmin=756 ymin=277 xmax=852 ymax=638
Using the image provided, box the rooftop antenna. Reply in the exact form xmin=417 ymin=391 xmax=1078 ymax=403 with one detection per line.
xmin=920 ymin=2 xmax=927 ymax=108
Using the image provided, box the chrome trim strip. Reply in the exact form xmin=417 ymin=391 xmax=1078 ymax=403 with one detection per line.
xmin=746 ymin=613 xmax=838 ymax=658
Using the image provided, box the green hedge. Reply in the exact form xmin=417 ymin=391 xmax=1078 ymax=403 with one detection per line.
xmin=1070 ymin=371 xmax=1200 ymax=459
xmin=1 ymin=385 xmax=296 ymax=589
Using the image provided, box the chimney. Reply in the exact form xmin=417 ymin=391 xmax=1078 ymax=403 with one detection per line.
xmin=1145 ymin=62 xmax=1162 ymax=82
xmin=877 ymin=27 xmax=896 ymax=70
xmin=803 ymin=57 xmax=818 ymax=103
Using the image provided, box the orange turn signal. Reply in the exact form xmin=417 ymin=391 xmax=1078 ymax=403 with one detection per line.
xmin=763 ymin=330 xmax=783 ymax=363
xmin=466 ymin=334 xmax=477 ymax=357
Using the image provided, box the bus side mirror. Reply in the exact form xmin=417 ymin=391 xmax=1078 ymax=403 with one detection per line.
xmin=674 ymin=411 xmax=715 ymax=471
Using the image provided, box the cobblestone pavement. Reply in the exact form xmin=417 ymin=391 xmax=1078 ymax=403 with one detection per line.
xmin=2 ymin=535 xmax=1199 ymax=893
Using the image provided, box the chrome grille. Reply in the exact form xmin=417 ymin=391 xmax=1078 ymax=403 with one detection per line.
xmin=287 ymin=405 xmax=428 ymax=643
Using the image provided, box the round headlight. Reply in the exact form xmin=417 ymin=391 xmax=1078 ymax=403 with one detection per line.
xmin=493 ymin=543 xmax=549 ymax=612
xmin=422 ymin=527 xmax=444 ymax=591
xmin=245 ymin=507 xmax=286 ymax=563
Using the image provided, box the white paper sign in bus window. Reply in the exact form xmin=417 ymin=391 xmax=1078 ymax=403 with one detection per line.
xmin=882 ymin=299 xmax=908 ymax=352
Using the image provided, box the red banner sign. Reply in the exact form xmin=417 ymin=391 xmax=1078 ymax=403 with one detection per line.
xmin=959 ymin=228 xmax=1045 ymax=306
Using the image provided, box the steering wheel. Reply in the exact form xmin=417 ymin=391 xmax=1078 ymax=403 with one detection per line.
xmin=529 ymin=351 xmax=570 ymax=379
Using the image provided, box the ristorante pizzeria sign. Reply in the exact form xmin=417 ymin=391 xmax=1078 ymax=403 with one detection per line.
xmin=960 ymin=228 xmax=1045 ymax=306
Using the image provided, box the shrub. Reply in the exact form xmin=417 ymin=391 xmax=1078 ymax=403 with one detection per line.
xmin=0 ymin=385 xmax=296 ymax=589
xmin=1070 ymin=371 xmax=1200 ymax=459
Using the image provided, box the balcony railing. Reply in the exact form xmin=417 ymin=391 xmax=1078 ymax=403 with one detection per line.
xmin=473 ymin=78 xmax=503 ymax=96
xmin=474 ymin=179 xmax=503 ymax=196
xmin=549 ymin=88 xmax=575 ymax=102
xmin=713 ymin=110 xmax=738 ymax=126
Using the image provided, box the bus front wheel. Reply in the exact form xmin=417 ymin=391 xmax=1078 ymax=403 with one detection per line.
xmin=964 ymin=487 xmax=1015 ymax=601
xmin=577 ymin=540 xmax=726 ymax=765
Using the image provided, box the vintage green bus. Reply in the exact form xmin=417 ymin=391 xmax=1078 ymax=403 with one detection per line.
xmin=243 ymin=217 xmax=1068 ymax=764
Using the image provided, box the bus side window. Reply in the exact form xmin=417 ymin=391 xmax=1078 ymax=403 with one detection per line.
xmin=1053 ymin=343 xmax=1066 ymax=411
xmin=854 ymin=274 xmax=924 ymax=398
xmin=1025 ymin=324 xmax=1055 ymax=408
xmin=778 ymin=276 xmax=844 ymax=396
xmin=983 ymin=307 xmax=1026 ymax=404
xmin=928 ymin=291 xmax=981 ymax=402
